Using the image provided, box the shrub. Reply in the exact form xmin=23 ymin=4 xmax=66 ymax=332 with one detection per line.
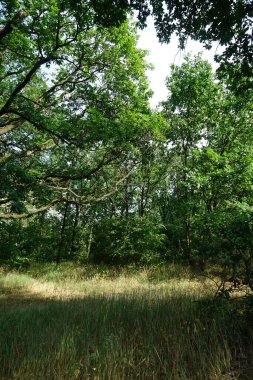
xmin=90 ymin=216 xmax=166 ymax=265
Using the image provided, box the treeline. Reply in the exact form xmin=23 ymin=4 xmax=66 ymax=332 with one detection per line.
xmin=0 ymin=1 xmax=253 ymax=289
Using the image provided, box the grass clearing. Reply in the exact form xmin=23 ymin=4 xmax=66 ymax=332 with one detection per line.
xmin=0 ymin=263 xmax=252 ymax=379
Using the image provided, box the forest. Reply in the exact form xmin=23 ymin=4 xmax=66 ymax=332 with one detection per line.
xmin=0 ymin=1 xmax=253 ymax=379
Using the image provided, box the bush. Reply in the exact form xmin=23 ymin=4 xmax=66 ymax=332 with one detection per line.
xmin=90 ymin=216 xmax=166 ymax=265
xmin=8 ymin=256 xmax=31 ymax=270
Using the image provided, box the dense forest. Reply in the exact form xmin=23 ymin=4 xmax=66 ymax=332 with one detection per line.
xmin=1 ymin=2 xmax=253 ymax=380
xmin=0 ymin=0 xmax=253 ymax=285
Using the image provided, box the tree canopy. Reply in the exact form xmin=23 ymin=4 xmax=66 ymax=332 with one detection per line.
xmin=1 ymin=0 xmax=253 ymax=292
xmin=87 ymin=0 xmax=253 ymax=83
xmin=0 ymin=0 xmax=156 ymax=219
xmin=134 ymin=1 xmax=252 ymax=64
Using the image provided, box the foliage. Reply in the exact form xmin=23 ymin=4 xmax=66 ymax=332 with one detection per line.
xmin=90 ymin=216 xmax=165 ymax=264
xmin=1 ymin=0 xmax=253 ymax=286
xmin=159 ymin=55 xmax=253 ymax=283
xmin=0 ymin=1 xmax=152 ymax=220
xmin=65 ymin=0 xmax=253 ymax=85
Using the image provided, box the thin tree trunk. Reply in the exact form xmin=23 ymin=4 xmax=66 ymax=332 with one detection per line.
xmin=87 ymin=225 xmax=93 ymax=259
xmin=56 ymin=202 xmax=69 ymax=265
xmin=69 ymin=204 xmax=80 ymax=257
xmin=139 ymin=186 xmax=145 ymax=217
xmin=185 ymin=218 xmax=193 ymax=266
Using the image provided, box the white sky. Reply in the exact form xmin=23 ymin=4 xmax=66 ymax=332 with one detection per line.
xmin=136 ymin=17 xmax=223 ymax=108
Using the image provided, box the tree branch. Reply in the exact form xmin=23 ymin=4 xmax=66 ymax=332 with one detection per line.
xmin=0 ymin=168 xmax=133 ymax=219
xmin=0 ymin=56 xmax=54 ymax=116
xmin=0 ymin=119 xmax=24 ymax=136
xmin=0 ymin=11 xmax=27 ymax=41
xmin=0 ymin=140 xmax=55 ymax=163
xmin=0 ymin=199 xmax=60 ymax=219
xmin=43 ymin=152 xmax=121 ymax=182
xmin=59 ymin=168 xmax=134 ymax=205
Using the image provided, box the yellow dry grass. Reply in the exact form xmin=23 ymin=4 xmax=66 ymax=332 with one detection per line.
xmin=0 ymin=267 xmax=214 ymax=303
xmin=0 ymin=265 xmax=252 ymax=380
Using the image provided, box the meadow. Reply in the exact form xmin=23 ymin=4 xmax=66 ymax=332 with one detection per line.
xmin=0 ymin=263 xmax=252 ymax=380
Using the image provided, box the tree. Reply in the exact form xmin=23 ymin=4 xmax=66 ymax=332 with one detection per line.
xmin=134 ymin=0 xmax=252 ymax=71
xmin=161 ymin=56 xmax=218 ymax=264
xmin=76 ymin=1 xmax=253 ymax=84
xmin=161 ymin=55 xmax=253 ymax=275
xmin=1 ymin=1 xmax=172 ymax=265
xmin=0 ymin=0 xmax=152 ymax=220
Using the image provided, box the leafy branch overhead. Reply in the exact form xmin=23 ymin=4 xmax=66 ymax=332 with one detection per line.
xmin=0 ymin=0 xmax=154 ymax=217
xmin=94 ymin=0 xmax=253 ymax=83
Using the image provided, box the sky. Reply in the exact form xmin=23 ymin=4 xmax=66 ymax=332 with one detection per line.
xmin=136 ymin=17 xmax=223 ymax=108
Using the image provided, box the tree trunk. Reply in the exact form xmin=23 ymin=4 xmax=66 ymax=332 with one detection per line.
xmin=56 ymin=202 xmax=69 ymax=265
xmin=185 ymin=219 xmax=193 ymax=266
xmin=69 ymin=204 xmax=80 ymax=257
xmin=87 ymin=225 xmax=93 ymax=259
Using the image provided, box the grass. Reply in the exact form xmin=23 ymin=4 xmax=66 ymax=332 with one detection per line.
xmin=0 ymin=263 xmax=252 ymax=380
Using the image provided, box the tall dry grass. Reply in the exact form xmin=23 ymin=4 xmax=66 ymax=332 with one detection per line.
xmin=0 ymin=263 xmax=252 ymax=379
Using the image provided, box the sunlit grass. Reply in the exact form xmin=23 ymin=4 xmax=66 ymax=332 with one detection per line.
xmin=0 ymin=263 xmax=213 ymax=300
xmin=0 ymin=263 xmax=252 ymax=379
